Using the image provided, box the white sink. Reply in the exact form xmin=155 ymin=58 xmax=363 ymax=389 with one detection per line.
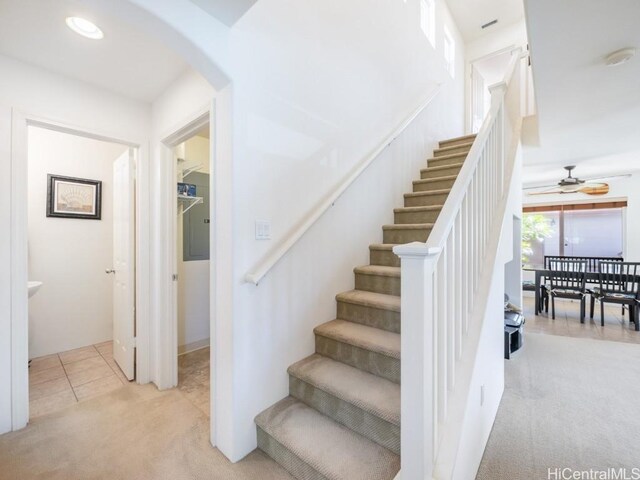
xmin=28 ymin=281 xmax=43 ymax=298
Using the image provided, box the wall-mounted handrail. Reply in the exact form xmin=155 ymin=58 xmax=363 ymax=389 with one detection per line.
xmin=244 ymin=85 xmax=442 ymax=285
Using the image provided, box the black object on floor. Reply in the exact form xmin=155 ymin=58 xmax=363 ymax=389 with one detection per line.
xmin=504 ymin=311 xmax=524 ymax=359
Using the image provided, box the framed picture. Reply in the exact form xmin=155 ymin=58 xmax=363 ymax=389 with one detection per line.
xmin=46 ymin=174 xmax=102 ymax=220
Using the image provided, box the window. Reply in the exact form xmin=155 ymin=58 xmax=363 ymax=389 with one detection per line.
xmin=420 ymin=0 xmax=435 ymax=48
xmin=443 ymin=26 xmax=455 ymax=77
xmin=522 ymin=203 xmax=626 ymax=265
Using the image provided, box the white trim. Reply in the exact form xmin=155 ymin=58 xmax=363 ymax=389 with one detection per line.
xmin=244 ymin=85 xmax=442 ymax=285
xmin=157 ymin=100 xmax=217 ymax=446
xmin=9 ymin=110 xmax=150 ymax=429
xmin=178 ymin=338 xmax=210 ymax=355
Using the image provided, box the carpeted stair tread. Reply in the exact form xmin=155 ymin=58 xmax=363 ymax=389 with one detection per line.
xmin=255 ymin=396 xmax=400 ymax=480
xmin=427 ymin=152 xmax=468 ymax=162
xmin=394 ymin=205 xmax=444 ymax=213
xmin=353 ymin=265 xmax=400 ymax=278
xmin=288 ymin=354 xmax=400 ymax=425
xmin=404 ymin=188 xmax=451 ymax=198
xmin=421 ymin=163 xmax=464 ymax=174
xmin=433 ymin=141 xmax=473 ymax=156
xmin=314 ymin=320 xmax=400 ymax=360
xmin=413 ymin=174 xmax=458 ymax=185
xmin=336 ymin=290 xmax=400 ymax=312
xmin=439 ymin=133 xmax=476 ymax=147
xmin=369 ymin=243 xmax=398 ymax=251
xmin=382 ymin=222 xmax=434 ymax=230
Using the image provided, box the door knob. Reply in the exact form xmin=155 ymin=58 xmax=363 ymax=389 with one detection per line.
xmin=105 ymin=268 xmax=116 ymax=274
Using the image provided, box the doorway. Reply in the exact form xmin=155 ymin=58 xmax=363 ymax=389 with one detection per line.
xmin=174 ymin=123 xmax=212 ymax=416
xmin=25 ymin=125 xmax=137 ymax=418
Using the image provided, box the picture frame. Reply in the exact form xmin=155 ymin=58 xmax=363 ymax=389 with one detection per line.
xmin=46 ymin=174 xmax=102 ymax=220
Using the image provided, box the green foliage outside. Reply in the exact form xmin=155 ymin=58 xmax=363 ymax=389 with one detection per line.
xmin=522 ymin=213 xmax=554 ymax=263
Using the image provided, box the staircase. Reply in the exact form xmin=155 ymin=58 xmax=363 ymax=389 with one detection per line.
xmin=254 ymin=134 xmax=477 ymax=480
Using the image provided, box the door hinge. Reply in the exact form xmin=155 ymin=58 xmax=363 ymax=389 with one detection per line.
xmin=172 ymin=274 xmax=179 ymax=281
xmin=132 ymin=337 xmax=137 ymax=348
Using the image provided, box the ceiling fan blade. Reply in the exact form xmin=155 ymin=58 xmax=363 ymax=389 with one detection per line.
xmin=583 ymin=174 xmax=631 ymax=183
xmin=574 ymin=183 xmax=609 ymax=195
xmin=523 ymin=183 xmax=558 ymax=191
xmin=527 ymin=183 xmax=610 ymax=196
xmin=527 ymin=188 xmax=565 ymax=196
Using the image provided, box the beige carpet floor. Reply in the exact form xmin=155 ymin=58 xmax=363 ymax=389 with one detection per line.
xmin=477 ymin=332 xmax=640 ymax=479
xmin=0 ymin=383 xmax=294 ymax=480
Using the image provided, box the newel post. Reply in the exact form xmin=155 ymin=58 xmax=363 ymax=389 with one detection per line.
xmin=393 ymin=242 xmax=441 ymax=480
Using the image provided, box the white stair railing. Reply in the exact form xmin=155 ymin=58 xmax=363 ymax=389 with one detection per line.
xmin=393 ymin=51 xmax=526 ymax=479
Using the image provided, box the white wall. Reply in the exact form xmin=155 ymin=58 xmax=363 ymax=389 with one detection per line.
xmin=27 ymin=127 xmax=128 ymax=358
xmin=225 ymin=0 xmax=466 ymax=460
xmin=0 ymin=106 xmax=12 ymax=434
xmin=450 ymin=143 xmax=523 ymax=480
xmin=0 ymin=53 xmax=151 ymax=433
xmin=465 ymin=20 xmax=528 ymax=133
xmin=177 ymin=135 xmax=211 ymax=350
xmin=134 ymin=0 xmax=467 ymax=460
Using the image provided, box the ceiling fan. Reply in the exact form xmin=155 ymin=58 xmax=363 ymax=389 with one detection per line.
xmin=525 ymin=166 xmax=630 ymax=196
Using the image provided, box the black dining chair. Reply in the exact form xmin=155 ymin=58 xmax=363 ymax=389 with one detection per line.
xmin=547 ymin=259 xmax=588 ymax=322
xmin=590 ymin=261 xmax=640 ymax=330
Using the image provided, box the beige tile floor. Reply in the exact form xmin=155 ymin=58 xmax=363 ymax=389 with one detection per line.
xmin=523 ymin=294 xmax=640 ymax=344
xmin=29 ymin=341 xmax=130 ymax=418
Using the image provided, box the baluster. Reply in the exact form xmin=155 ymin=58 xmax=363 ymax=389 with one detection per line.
xmin=446 ymin=233 xmax=455 ymax=391
xmin=455 ymin=211 xmax=463 ymax=359
xmin=437 ymin=251 xmax=447 ymax=421
xmin=461 ymin=195 xmax=469 ymax=333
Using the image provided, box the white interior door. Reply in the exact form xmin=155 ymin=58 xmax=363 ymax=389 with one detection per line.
xmin=112 ymin=149 xmax=135 ymax=380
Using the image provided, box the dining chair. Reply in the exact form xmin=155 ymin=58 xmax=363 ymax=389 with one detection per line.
xmin=547 ymin=259 xmax=588 ymax=322
xmin=590 ymin=261 xmax=640 ymax=330
xmin=523 ymin=280 xmax=548 ymax=312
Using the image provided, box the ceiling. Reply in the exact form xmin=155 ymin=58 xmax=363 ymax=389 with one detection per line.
xmin=0 ymin=0 xmax=188 ymax=102
xmin=523 ymin=0 xmax=640 ymax=184
xmin=188 ymin=0 xmax=259 ymax=27
xmin=445 ymin=0 xmax=525 ymax=42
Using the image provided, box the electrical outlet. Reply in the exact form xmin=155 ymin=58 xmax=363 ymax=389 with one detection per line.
xmin=255 ymin=221 xmax=271 ymax=240
xmin=480 ymin=384 xmax=485 ymax=406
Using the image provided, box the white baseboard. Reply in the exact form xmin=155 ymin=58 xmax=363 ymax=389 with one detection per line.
xmin=178 ymin=338 xmax=210 ymax=355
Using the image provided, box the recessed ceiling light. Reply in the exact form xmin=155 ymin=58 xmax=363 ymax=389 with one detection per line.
xmin=605 ymin=47 xmax=635 ymax=66
xmin=65 ymin=17 xmax=104 ymax=40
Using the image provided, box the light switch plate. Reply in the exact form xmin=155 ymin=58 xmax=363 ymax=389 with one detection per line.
xmin=255 ymin=221 xmax=271 ymax=240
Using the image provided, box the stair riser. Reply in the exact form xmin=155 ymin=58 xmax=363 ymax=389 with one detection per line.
xmin=383 ymin=227 xmax=432 ymax=244
xmin=428 ymin=155 xmax=467 ymax=167
xmin=336 ymin=300 xmax=400 ymax=333
xmin=315 ymin=335 xmax=400 ymax=384
xmin=434 ymin=145 xmax=471 ymax=157
xmin=257 ymin=427 xmax=326 ymax=480
xmin=440 ymin=137 xmax=475 ymax=148
xmin=289 ymin=377 xmax=400 ymax=455
xmin=405 ymin=192 xmax=449 ymax=207
xmin=413 ymin=177 xmax=456 ymax=192
xmin=354 ymin=272 xmax=400 ymax=296
xmin=394 ymin=209 xmax=441 ymax=224
xmin=421 ymin=165 xmax=463 ymax=179
xmin=369 ymin=248 xmax=400 ymax=268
